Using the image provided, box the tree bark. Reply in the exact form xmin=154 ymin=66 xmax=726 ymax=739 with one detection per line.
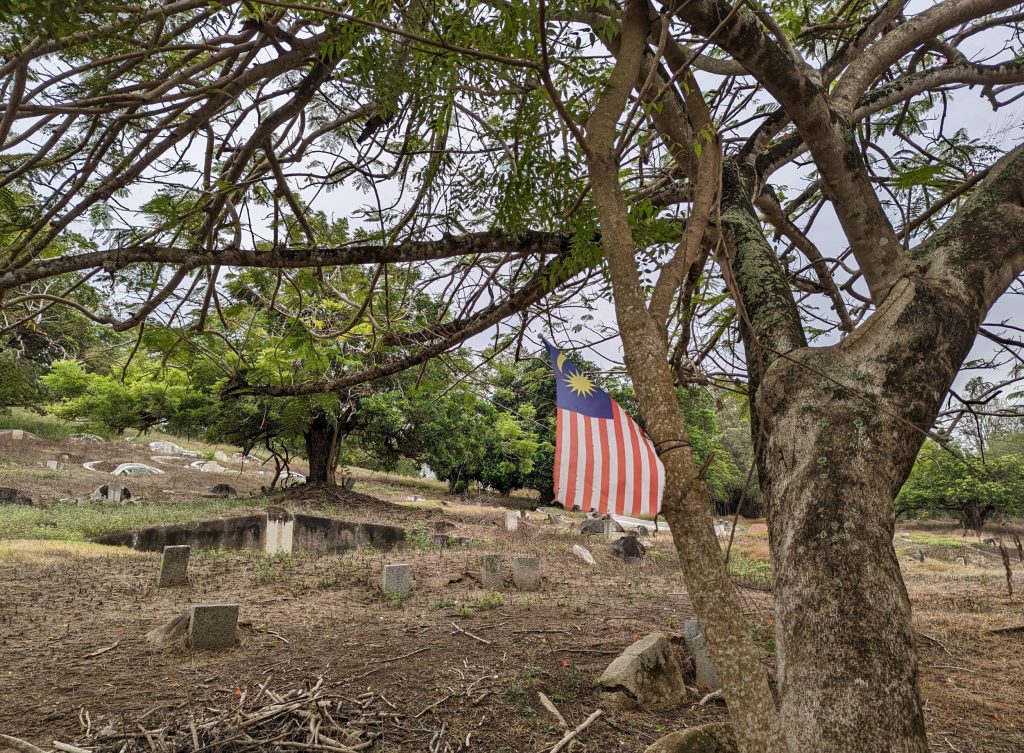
xmin=756 ymin=269 xmax=987 ymax=753
xmin=303 ymin=410 xmax=339 ymax=487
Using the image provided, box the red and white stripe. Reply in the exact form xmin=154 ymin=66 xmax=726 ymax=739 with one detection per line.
xmin=554 ymin=402 xmax=665 ymax=517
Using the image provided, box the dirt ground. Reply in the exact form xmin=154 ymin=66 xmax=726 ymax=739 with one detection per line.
xmin=1 ymin=432 xmax=1022 ymax=752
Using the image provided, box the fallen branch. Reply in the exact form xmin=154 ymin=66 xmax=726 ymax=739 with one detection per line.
xmin=52 ymin=744 xmax=92 ymax=753
xmin=365 ymin=646 xmax=431 ymax=665
xmin=0 ymin=735 xmax=47 ymax=753
xmin=988 ymin=624 xmax=1024 ymax=634
xmin=549 ymin=709 xmax=603 ymax=753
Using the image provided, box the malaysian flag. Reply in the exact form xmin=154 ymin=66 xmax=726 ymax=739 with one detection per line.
xmin=545 ymin=342 xmax=665 ymax=517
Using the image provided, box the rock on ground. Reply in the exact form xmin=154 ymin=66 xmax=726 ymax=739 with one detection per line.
xmin=598 ymin=632 xmax=686 ymax=712
xmin=572 ymin=544 xmax=596 ymax=566
xmin=609 ymin=534 xmax=646 ymax=563
xmin=643 ymin=723 xmax=737 ymax=753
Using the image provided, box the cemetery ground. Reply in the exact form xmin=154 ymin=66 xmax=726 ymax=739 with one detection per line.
xmin=1 ymin=423 xmax=1022 ymax=753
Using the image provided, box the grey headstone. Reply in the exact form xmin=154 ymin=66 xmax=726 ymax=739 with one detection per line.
xmin=158 ymin=545 xmax=190 ymax=587
xmin=913 ymin=547 xmax=925 ymax=562
xmin=189 ymin=604 xmax=238 ymax=650
xmin=547 ymin=513 xmax=565 ymax=525
xmin=683 ymin=619 xmax=721 ymax=692
xmin=106 ymin=483 xmax=128 ymax=502
xmin=503 ymin=511 xmax=519 ymax=532
xmin=479 ymin=555 xmax=503 ymax=589
xmin=343 ymin=476 xmax=356 ymax=490
xmin=603 ymin=519 xmax=616 ymax=541
xmin=45 ymin=460 xmax=65 ymax=470
xmin=512 ymin=556 xmax=540 ymax=591
xmin=382 ymin=563 xmax=411 ymax=599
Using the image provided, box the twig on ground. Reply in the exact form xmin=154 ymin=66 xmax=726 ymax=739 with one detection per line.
xmin=698 ymin=689 xmax=724 ymax=706
xmin=449 ymin=621 xmax=491 ymax=645
xmin=537 ymin=692 xmax=568 ymax=730
xmin=365 ymin=647 xmax=431 ymax=664
xmin=548 ymin=709 xmax=603 ymax=753
xmin=413 ymin=694 xmax=453 ymax=718
xmin=82 ymin=642 xmax=119 ymax=659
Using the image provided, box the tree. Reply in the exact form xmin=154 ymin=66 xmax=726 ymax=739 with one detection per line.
xmin=4 ymin=4 xmax=1024 ymax=752
xmin=896 ymin=441 xmax=1024 ymax=531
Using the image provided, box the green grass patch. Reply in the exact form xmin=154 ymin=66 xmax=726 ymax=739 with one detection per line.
xmin=905 ymin=533 xmax=965 ymax=548
xmin=0 ymin=408 xmax=78 ymax=440
xmin=0 ymin=496 xmax=264 ymax=541
xmin=727 ymin=550 xmax=774 ymax=590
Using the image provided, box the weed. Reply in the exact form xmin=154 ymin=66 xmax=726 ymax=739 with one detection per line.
xmin=472 ymin=591 xmax=504 ymax=610
xmin=404 ymin=524 xmax=433 ymax=550
xmin=727 ymin=550 xmax=773 ymax=590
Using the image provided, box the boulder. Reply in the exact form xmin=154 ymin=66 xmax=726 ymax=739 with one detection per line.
xmin=572 ymin=544 xmax=596 ymax=566
xmin=580 ymin=516 xmax=624 ymax=535
xmin=0 ymin=487 xmax=32 ymax=505
xmin=609 ymin=533 xmax=646 ymax=563
xmin=643 ymin=724 xmax=737 ymax=753
xmin=598 ymin=632 xmax=686 ymax=712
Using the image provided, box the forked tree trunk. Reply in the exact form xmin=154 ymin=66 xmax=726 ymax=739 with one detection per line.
xmin=303 ymin=410 xmax=340 ymax=487
xmin=756 ymin=277 xmax=982 ymax=752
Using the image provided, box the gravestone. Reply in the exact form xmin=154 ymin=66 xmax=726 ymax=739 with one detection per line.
xmin=189 ymin=604 xmax=238 ymax=649
xmin=503 ymin=511 xmax=519 ymax=532
xmin=158 ymin=545 xmax=190 ymax=587
xmin=580 ymin=516 xmax=624 ymax=535
xmin=912 ymin=547 xmax=925 ymax=562
xmin=512 ymin=556 xmax=540 ymax=591
xmin=683 ymin=619 xmax=721 ymax=692
xmin=748 ymin=523 xmax=769 ymax=534
xmin=479 ymin=555 xmax=503 ymax=589
xmin=547 ymin=513 xmax=565 ymax=525
xmin=91 ymin=483 xmax=131 ymax=502
xmin=45 ymin=460 xmax=65 ymax=471
xmin=382 ymin=564 xmax=411 ymax=599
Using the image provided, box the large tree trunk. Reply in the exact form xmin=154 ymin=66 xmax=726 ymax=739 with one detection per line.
xmin=303 ymin=410 xmax=340 ymax=487
xmin=756 ymin=277 xmax=982 ymax=752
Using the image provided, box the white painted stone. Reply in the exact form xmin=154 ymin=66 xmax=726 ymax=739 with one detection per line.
xmin=503 ymin=511 xmax=519 ymax=532
xmin=112 ymin=462 xmax=164 ymax=476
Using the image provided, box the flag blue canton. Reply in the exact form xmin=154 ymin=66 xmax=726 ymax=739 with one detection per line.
xmin=544 ymin=342 xmax=613 ymax=419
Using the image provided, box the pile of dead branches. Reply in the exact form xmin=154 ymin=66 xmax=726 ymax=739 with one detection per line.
xmin=2 ymin=679 xmax=398 ymax=753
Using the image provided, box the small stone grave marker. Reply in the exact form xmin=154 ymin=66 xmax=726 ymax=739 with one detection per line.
xmin=512 ymin=556 xmax=540 ymax=591
xmin=479 ymin=555 xmax=503 ymax=589
xmin=503 ymin=511 xmax=519 ymax=532
xmin=189 ymin=604 xmax=238 ymax=650
xmin=158 ymin=545 xmax=190 ymax=587
xmin=683 ymin=619 xmax=721 ymax=692
xmin=382 ymin=563 xmax=411 ymax=599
